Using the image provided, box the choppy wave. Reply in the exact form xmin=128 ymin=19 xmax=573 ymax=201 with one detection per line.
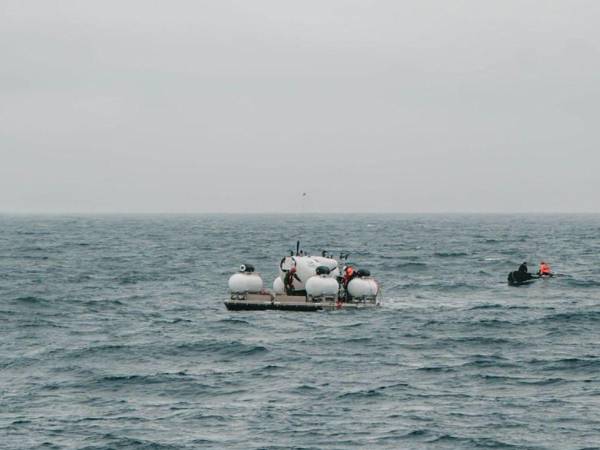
xmin=433 ymin=251 xmax=469 ymax=257
xmin=1 ymin=214 xmax=600 ymax=449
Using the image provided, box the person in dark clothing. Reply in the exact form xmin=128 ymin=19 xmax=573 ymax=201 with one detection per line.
xmin=510 ymin=262 xmax=533 ymax=284
xmin=284 ymin=267 xmax=301 ymax=294
xmin=518 ymin=262 xmax=529 ymax=274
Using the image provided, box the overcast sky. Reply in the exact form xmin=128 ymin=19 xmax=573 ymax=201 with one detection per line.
xmin=1 ymin=1 xmax=599 ymax=213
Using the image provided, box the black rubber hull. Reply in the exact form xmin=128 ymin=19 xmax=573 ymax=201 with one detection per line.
xmin=508 ymin=279 xmax=536 ymax=287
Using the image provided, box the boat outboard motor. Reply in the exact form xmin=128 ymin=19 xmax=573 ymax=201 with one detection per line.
xmin=239 ymin=264 xmax=255 ymax=273
xmin=316 ymin=265 xmax=331 ymax=276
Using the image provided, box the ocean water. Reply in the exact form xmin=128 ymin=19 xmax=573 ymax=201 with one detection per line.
xmin=1 ymin=214 xmax=600 ymax=450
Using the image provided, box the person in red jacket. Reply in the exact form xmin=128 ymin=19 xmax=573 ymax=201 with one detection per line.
xmin=342 ymin=266 xmax=356 ymax=289
xmin=538 ymin=261 xmax=552 ymax=276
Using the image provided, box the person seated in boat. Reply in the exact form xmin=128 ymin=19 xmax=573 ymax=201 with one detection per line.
xmin=509 ymin=262 xmax=532 ymax=283
xmin=284 ymin=267 xmax=301 ymax=294
xmin=538 ymin=261 xmax=552 ymax=276
xmin=518 ymin=262 xmax=529 ymax=274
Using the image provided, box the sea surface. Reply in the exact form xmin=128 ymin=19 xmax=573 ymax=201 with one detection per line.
xmin=2 ymin=214 xmax=600 ymax=450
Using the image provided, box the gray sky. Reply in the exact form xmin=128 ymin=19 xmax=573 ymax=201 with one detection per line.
xmin=1 ymin=0 xmax=599 ymax=213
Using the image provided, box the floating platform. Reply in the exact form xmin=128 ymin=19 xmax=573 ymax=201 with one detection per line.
xmin=225 ymin=293 xmax=379 ymax=311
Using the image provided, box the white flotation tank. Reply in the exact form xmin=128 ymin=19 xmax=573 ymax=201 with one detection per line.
xmin=278 ymin=255 xmax=339 ymax=290
xmin=347 ymin=277 xmax=379 ymax=298
xmin=306 ymin=275 xmax=339 ymax=298
xmin=273 ymin=277 xmax=285 ymax=294
xmin=228 ymin=272 xmax=263 ymax=293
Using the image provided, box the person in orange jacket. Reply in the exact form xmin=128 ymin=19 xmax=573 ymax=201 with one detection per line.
xmin=538 ymin=261 xmax=552 ymax=276
xmin=342 ymin=266 xmax=356 ymax=288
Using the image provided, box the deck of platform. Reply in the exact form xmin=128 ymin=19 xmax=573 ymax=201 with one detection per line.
xmin=225 ymin=293 xmax=378 ymax=311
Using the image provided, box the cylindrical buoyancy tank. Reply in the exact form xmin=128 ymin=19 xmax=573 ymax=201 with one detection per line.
xmin=306 ymin=275 xmax=339 ymax=297
xmin=228 ymin=272 xmax=263 ymax=293
xmin=347 ymin=277 xmax=379 ymax=298
xmin=273 ymin=277 xmax=285 ymax=294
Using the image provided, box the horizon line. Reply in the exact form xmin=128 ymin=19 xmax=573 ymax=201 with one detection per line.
xmin=2 ymin=211 xmax=600 ymax=216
